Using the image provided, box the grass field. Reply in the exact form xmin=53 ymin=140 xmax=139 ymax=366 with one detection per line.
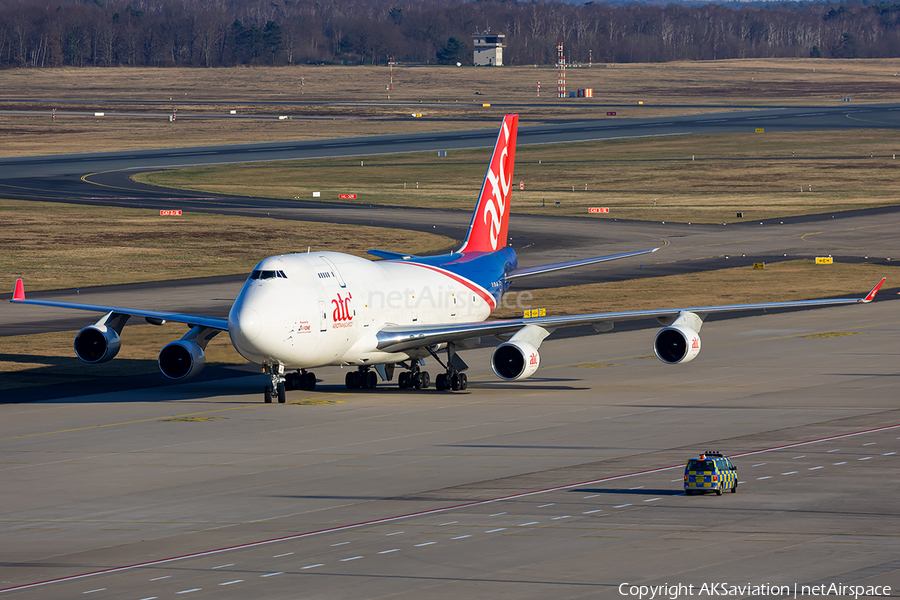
xmin=137 ymin=129 xmax=900 ymax=224
xmin=0 ymin=199 xmax=455 ymax=291
xmin=4 ymin=59 xmax=900 ymax=156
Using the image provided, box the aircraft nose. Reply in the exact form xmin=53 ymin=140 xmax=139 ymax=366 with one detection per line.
xmin=233 ymin=306 xmax=262 ymax=341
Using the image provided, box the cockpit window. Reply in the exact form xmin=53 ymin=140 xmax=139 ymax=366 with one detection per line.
xmin=250 ymin=270 xmax=287 ymax=280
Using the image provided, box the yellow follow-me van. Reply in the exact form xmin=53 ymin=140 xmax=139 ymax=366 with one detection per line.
xmin=684 ymin=451 xmax=738 ymax=496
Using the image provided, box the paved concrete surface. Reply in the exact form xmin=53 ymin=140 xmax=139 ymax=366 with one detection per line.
xmin=1 ymin=299 xmax=897 ymax=598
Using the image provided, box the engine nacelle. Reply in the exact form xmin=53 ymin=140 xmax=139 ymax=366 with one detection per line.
xmin=158 ymin=340 xmax=206 ymax=380
xmin=74 ymin=325 xmax=121 ymax=364
xmin=654 ymin=325 xmax=702 ymax=364
xmin=491 ymin=340 xmax=541 ymax=381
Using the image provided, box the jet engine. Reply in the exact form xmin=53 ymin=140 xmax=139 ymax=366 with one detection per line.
xmin=491 ymin=340 xmax=541 ymax=381
xmin=654 ymin=325 xmax=701 ymax=364
xmin=74 ymin=325 xmax=121 ymax=364
xmin=158 ymin=340 xmax=206 ymax=380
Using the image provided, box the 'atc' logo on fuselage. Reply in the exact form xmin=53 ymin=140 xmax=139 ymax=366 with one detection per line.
xmin=332 ymin=293 xmax=353 ymax=323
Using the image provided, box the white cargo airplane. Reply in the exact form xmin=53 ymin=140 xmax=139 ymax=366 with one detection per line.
xmin=11 ymin=115 xmax=886 ymax=403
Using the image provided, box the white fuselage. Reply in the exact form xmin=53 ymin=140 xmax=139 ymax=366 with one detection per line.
xmin=228 ymin=252 xmax=494 ymax=368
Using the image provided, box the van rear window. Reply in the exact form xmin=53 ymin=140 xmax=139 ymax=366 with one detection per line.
xmin=687 ymin=460 xmax=716 ymax=471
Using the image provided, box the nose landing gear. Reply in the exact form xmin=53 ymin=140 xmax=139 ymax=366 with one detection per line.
xmin=263 ymin=363 xmax=316 ymax=403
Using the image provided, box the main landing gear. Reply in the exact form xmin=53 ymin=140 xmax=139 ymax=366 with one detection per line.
xmin=345 ymin=367 xmax=378 ymax=390
xmin=398 ymin=366 xmax=430 ymax=390
xmin=263 ymin=363 xmax=316 ymax=403
xmin=428 ymin=344 xmax=468 ymax=391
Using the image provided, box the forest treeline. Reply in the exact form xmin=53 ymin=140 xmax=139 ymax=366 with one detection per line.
xmin=2 ymin=0 xmax=900 ymax=69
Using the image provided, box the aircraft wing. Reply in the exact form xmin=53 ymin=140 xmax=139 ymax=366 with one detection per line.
xmin=10 ymin=279 xmax=229 ymax=330
xmin=504 ymin=247 xmax=659 ymax=280
xmin=375 ymin=277 xmax=886 ymax=353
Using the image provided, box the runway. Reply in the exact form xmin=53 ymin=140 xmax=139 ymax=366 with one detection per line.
xmin=3 ymin=104 xmax=900 ymax=179
xmin=1 ymin=300 xmax=898 ymax=598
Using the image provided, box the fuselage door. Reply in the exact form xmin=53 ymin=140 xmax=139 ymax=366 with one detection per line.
xmin=319 ymin=300 xmax=328 ymax=332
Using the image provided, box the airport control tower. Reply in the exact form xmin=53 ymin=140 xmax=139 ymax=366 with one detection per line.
xmin=473 ymin=31 xmax=505 ymax=66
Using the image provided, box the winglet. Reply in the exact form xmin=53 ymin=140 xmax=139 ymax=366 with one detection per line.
xmin=860 ymin=277 xmax=887 ymax=303
xmin=12 ymin=279 xmax=25 ymax=301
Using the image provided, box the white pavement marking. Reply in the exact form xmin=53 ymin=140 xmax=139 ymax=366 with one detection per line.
xmin=260 ymin=572 xmax=283 ymax=578
xmin=583 ymin=494 xmax=600 ymax=498
xmin=864 ymin=442 xmax=876 ymax=446
xmin=583 ymin=510 xmax=602 ymax=514
xmin=551 ymin=516 xmax=571 ymax=520
xmin=538 ymin=504 xmax=554 ymax=508
xmin=137 ymin=597 xmax=158 ymax=600
xmin=218 ymin=580 xmax=243 ymax=586
xmin=82 ymin=590 xmax=106 ymax=594
xmin=489 ymin=512 xmax=506 ymax=516
xmin=757 ymin=476 xmax=772 ymax=480
xmin=753 ymin=463 xmax=766 ymax=467
xmin=414 ymin=542 xmax=436 ymax=547
xmin=808 ymin=466 xmax=823 ymax=470
xmin=670 ymin=479 xmax=681 ymax=483
xmin=386 ymin=531 xmax=404 ymax=536
xmin=827 ymin=449 xmax=841 ymax=453
xmin=340 ymin=556 xmax=363 ymax=562
xmin=274 ymin=552 xmax=295 ymax=557
xmin=451 ymin=535 xmax=471 ymax=540
xmin=644 ymin=498 xmax=661 ymax=502
xmin=176 ymin=590 xmax=201 ymax=595
xmin=378 ymin=549 xmax=400 ymax=554
xmin=211 ymin=564 xmax=233 ymax=569
xmin=439 ymin=521 xmax=457 ymax=526
xmin=301 ymin=564 xmax=324 ymax=569
xmin=485 ymin=528 xmax=506 ymax=533
xmin=782 ymin=471 xmax=798 ymax=475
xmin=628 ymin=486 xmax=644 ymax=490
xmin=859 ymin=457 xmax=873 ymax=461
xmin=793 ymin=455 xmax=806 ymax=459
xmin=518 ymin=522 xmax=539 ymax=526
xmin=149 ymin=576 xmax=171 ymax=581
xmin=834 ymin=462 xmax=847 ymax=465
xmin=883 ymin=452 xmax=896 ymax=456
xmin=614 ymin=504 xmax=632 ymax=508
xmin=330 ymin=542 xmax=349 ymax=547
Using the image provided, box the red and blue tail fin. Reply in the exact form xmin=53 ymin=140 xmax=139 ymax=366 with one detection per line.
xmin=458 ymin=114 xmax=518 ymax=254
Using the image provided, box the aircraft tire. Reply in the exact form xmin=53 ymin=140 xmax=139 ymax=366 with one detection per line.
xmin=398 ymin=372 xmax=408 ymax=389
xmin=304 ymin=372 xmax=316 ymax=391
xmin=421 ymin=371 xmax=430 ymax=389
xmin=459 ymin=373 xmax=468 ymax=390
xmin=345 ymin=371 xmax=357 ymax=389
xmin=277 ymin=384 xmax=286 ymax=404
xmin=366 ymin=371 xmax=377 ymax=389
xmin=264 ymin=386 xmax=274 ymax=403
xmin=435 ymin=374 xmax=446 ymax=390
xmin=450 ymin=373 xmax=460 ymax=391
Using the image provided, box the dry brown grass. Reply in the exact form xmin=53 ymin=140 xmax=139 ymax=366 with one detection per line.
xmin=138 ymin=129 xmax=900 ymax=224
xmin=4 ymin=59 xmax=900 ymax=155
xmin=0 ymin=199 xmax=455 ymax=291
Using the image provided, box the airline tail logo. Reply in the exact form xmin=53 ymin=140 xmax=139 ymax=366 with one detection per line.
xmin=460 ymin=114 xmax=518 ymax=253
